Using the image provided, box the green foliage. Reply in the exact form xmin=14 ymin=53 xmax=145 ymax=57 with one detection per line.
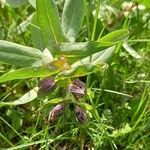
xmin=0 ymin=0 xmax=150 ymax=149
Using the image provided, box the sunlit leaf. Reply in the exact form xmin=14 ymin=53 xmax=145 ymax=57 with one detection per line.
xmin=0 ymin=66 xmax=60 ymax=83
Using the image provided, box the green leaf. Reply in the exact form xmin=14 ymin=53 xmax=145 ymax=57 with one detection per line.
xmin=0 ymin=40 xmax=42 ymax=67
xmin=36 ymin=0 xmax=68 ymax=48
xmin=0 ymin=66 xmax=60 ymax=83
xmin=56 ymin=41 xmax=102 ymax=56
xmin=6 ymin=0 xmax=28 ymax=7
xmin=0 ymin=87 xmax=38 ymax=106
xmin=97 ymin=29 xmax=129 ymax=46
xmin=30 ymin=13 xmax=46 ymax=51
xmin=55 ymin=29 xmax=128 ymax=57
xmin=55 ymin=46 xmax=115 ymax=80
xmin=62 ymin=0 xmax=85 ymax=41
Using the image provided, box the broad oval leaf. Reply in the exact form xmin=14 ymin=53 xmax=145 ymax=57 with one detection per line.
xmin=62 ymin=0 xmax=85 ymax=41
xmin=36 ymin=0 xmax=68 ymax=48
xmin=55 ymin=29 xmax=128 ymax=57
xmin=55 ymin=41 xmax=101 ymax=56
xmin=0 ymin=40 xmax=42 ymax=67
xmin=0 ymin=65 xmax=60 ymax=83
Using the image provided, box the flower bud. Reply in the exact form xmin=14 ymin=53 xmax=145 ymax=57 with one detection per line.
xmin=68 ymin=79 xmax=86 ymax=100
xmin=75 ymin=106 xmax=87 ymax=124
xmin=48 ymin=104 xmax=65 ymax=122
xmin=38 ymin=77 xmax=56 ymax=96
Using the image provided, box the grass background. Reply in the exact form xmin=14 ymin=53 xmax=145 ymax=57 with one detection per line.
xmin=0 ymin=0 xmax=150 ymax=149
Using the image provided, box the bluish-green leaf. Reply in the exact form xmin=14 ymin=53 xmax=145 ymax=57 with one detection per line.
xmin=55 ymin=29 xmax=128 ymax=57
xmin=0 ymin=65 xmax=60 ymax=83
xmin=0 ymin=40 xmax=42 ymax=67
xmin=36 ymin=0 xmax=68 ymax=48
xmin=62 ymin=0 xmax=85 ymax=41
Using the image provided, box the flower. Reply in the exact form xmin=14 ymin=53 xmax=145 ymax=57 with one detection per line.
xmin=74 ymin=106 xmax=87 ymax=124
xmin=48 ymin=103 xmax=65 ymax=122
xmin=37 ymin=77 xmax=56 ymax=96
xmin=68 ymin=79 xmax=86 ymax=100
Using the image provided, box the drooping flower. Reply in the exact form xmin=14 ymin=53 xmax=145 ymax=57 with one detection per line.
xmin=68 ymin=79 xmax=86 ymax=100
xmin=74 ymin=106 xmax=87 ymax=124
xmin=48 ymin=103 xmax=65 ymax=122
xmin=38 ymin=77 xmax=56 ymax=96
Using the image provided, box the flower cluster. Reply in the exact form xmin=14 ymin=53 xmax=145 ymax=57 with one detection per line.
xmin=38 ymin=78 xmax=87 ymax=124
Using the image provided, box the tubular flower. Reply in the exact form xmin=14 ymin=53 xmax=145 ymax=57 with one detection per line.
xmin=48 ymin=103 xmax=65 ymax=122
xmin=74 ymin=106 xmax=87 ymax=124
xmin=38 ymin=77 xmax=56 ymax=96
xmin=68 ymin=79 xmax=86 ymax=100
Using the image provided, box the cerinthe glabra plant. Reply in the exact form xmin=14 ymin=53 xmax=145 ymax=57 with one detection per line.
xmin=0 ymin=0 xmax=130 ymax=124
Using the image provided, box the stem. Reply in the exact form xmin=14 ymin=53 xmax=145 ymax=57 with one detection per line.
xmin=0 ymin=133 xmax=14 ymax=147
xmin=91 ymin=0 xmax=101 ymax=41
xmin=84 ymin=0 xmax=91 ymax=39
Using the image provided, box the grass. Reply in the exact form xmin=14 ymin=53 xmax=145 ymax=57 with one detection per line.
xmin=0 ymin=0 xmax=150 ymax=149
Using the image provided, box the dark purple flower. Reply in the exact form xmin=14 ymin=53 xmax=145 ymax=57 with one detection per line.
xmin=38 ymin=77 xmax=56 ymax=96
xmin=75 ymin=106 xmax=87 ymax=124
xmin=48 ymin=103 xmax=65 ymax=122
xmin=68 ymin=79 xmax=86 ymax=100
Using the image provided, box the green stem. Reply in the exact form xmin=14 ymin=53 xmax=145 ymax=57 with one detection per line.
xmin=0 ymin=116 xmax=25 ymax=142
xmin=84 ymin=0 xmax=91 ymax=39
xmin=0 ymin=133 xmax=14 ymax=147
xmin=91 ymin=0 xmax=101 ymax=41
